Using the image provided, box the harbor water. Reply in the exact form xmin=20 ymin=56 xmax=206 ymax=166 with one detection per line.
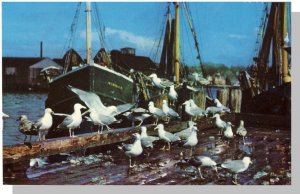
xmin=2 ymin=92 xmax=48 ymax=145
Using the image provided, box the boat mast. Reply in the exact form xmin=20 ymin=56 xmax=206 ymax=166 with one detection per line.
xmin=282 ymin=2 xmax=291 ymax=84
xmin=86 ymin=2 xmax=92 ymax=65
xmin=174 ymin=2 xmax=180 ymax=84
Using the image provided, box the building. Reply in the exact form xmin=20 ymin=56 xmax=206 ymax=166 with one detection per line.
xmin=2 ymin=57 xmax=62 ymax=91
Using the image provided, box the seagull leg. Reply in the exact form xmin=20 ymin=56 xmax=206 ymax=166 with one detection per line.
xmin=97 ymin=125 xmax=101 ymax=134
xmin=166 ymin=142 xmax=171 ymax=151
xmin=137 ymin=120 xmax=143 ymax=126
xmin=29 ymin=135 xmax=32 ymax=142
xmin=198 ymin=167 xmax=205 ymax=179
xmin=213 ymin=166 xmax=219 ymax=178
xmin=38 ymin=131 xmax=42 ymax=141
xmin=106 ymin=125 xmax=112 ymax=131
xmin=190 ymin=147 xmax=193 ymax=156
xmin=243 ymin=136 xmax=245 ymax=145
xmin=232 ymin=174 xmax=239 ymax=185
xmin=129 ymin=158 xmax=133 ymax=168
xmin=24 ymin=135 xmax=27 ymax=142
xmin=69 ymin=128 xmax=72 ymax=137
xmin=160 ymin=144 xmax=166 ymax=150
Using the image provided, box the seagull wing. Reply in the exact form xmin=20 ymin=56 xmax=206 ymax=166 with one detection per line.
xmin=68 ymin=85 xmax=107 ymax=111
xmin=165 ymin=131 xmax=180 ymax=142
xmin=57 ymin=116 xmax=74 ymax=129
xmin=116 ymin=103 xmax=136 ymax=114
xmin=160 ymin=78 xmax=174 ymax=87
xmin=221 ymin=160 xmax=245 ymax=172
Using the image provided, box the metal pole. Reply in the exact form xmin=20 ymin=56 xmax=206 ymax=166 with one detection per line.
xmin=86 ymin=2 xmax=92 ymax=65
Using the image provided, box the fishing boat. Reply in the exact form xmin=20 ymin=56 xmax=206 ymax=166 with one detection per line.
xmin=45 ymin=3 xmax=135 ymax=114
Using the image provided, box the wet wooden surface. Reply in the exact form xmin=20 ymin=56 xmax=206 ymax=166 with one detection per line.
xmin=3 ymin=113 xmax=291 ymax=185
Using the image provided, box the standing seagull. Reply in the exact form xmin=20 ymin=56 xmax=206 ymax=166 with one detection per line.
xmin=236 ymin=120 xmax=247 ymax=144
xmin=189 ymin=156 xmax=219 ymax=179
xmin=221 ymin=156 xmax=252 ymax=185
xmin=155 ymin=124 xmax=180 ymax=150
xmin=34 ymin=108 xmax=54 ymax=141
xmin=168 ymin=85 xmax=178 ymax=105
xmin=175 ymin=121 xmax=197 ymax=140
xmin=189 ymin=99 xmax=206 ymax=117
xmin=148 ymin=101 xmax=166 ymax=124
xmin=212 ymin=114 xmax=227 ymax=135
xmin=162 ymin=100 xmax=180 ymax=123
xmin=183 ymin=126 xmax=198 ymax=155
xmin=118 ymin=133 xmax=143 ymax=168
xmin=223 ymin=122 xmax=234 ymax=143
xmin=214 ymin=99 xmax=230 ymax=113
xmin=17 ymin=115 xmax=38 ymax=142
xmin=149 ymin=73 xmax=173 ymax=93
xmin=183 ymin=100 xmax=204 ymax=121
xmin=56 ymin=103 xmax=86 ymax=138
xmin=140 ymin=126 xmax=159 ymax=149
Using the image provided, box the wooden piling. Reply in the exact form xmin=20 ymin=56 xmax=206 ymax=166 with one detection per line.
xmin=216 ymin=88 xmax=229 ymax=107
xmin=230 ymin=88 xmax=242 ymax=113
xmin=193 ymin=89 xmax=206 ymax=109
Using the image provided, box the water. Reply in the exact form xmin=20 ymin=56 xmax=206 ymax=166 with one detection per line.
xmin=2 ymin=93 xmax=48 ymax=145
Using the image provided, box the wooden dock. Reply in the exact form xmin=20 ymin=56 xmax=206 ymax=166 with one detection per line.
xmin=3 ymin=113 xmax=291 ymax=185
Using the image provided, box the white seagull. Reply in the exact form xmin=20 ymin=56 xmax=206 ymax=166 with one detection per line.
xmin=140 ymin=126 xmax=159 ymax=149
xmin=118 ymin=133 xmax=143 ymax=168
xmin=182 ymin=100 xmax=203 ymax=121
xmin=149 ymin=73 xmax=173 ymax=93
xmin=236 ymin=120 xmax=247 ymax=144
xmin=148 ymin=101 xmax=166 ymax=124
xmin=221 ymin=156 xmax=252 ymax=185
xmin=214 ymin=99 xmax=230 ymax=113
xmin=189 ymin=99 xmax=206 ymax=117
xmin=168 ymin=85 xmax=178 ymax=105
xmin=56 ymin=103 xmax=86 ymax=137
xmin=34 ymin=108 xmax=54 ymax=141
xmin=212 ymin=113 xmax=227 ymax=135
xmin=162 ymin=100 xmax=180 ymax=123
xmin=174 ymin=121 xmax=197 ymax=140
xmin=223 ymin=122 xmax=234 ymax=142
xmin=155 ymin=124 xmax=180 ymax=150
xmin=183 ymin=126 xmax=198 ymax=155
xmin=189 ymin=156 xmax=219 ymax=179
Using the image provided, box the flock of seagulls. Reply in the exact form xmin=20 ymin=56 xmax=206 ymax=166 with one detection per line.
xmin=8 ymin=76 xmax=253 ymax=184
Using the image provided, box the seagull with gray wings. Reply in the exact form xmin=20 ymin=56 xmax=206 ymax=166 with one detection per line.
xmin=56 ymin=103 xmax=86 ymax=138
xmin=174 ymin=121 xmax=197 ymax=140
xmin=221 ymin=156 xmax=252 ymax=185
xmin=189 ymin=155 xmax=219 ymax=179
xmin=155 ymin=124 xmax=180 ymax=150
xmin=140 ymin=126 xmax=159 ymax=149
xmin=118 ymin=133 xmax=143 ymax=168
xmin=212 ymin=113 xmax=227 ymax=135
xmin=236 ymin=120 xmax=247 ymax=144
xmin=162 ymin=100 xmax=180 ymax=123
xmin=148 ymin=101 xmax=166 ymax=124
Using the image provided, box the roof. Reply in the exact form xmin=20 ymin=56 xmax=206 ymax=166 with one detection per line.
xmin=2 ymin=57 xmax=42 ymax=68
xmin=110 ymin=50 xmax=157 ymax=72
xmin=29 ymin=58 xmax=62 ymax=69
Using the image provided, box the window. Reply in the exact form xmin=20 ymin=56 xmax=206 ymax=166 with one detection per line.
xmin=5 ymin=67 xmax=16 ymax=75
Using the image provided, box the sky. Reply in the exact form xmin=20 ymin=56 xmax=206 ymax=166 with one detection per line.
xmin=2 ymin=2 xmax=269 ymax=67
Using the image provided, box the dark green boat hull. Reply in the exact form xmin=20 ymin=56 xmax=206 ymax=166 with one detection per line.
xmin=46 ymin=64 xmax=134 ymax=112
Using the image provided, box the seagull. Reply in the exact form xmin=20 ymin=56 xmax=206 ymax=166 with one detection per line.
xmin=214 ymin=99 xmax=230 ymax=113
xmin=154 ymin=124 xmax=180 ymax=150
xmin=34 ymin=108 xmax=54 ymax=141
xmin=189 ymin=99 xmax=206 ymax=117
xmin=205 ymin=106 xmax=223 ymax=116
xmin=140 ymin=126 xmax=159 ymax=149
xmin=30 ymin=157 xmax=48 ymax=167
xmin=168 ymin=85 xmax=178 ymax=105
xmin=67 ymin=85 xmax=135 ymax=117
xmin=284 ymin=32 xmax=289 ymax=46
xmin=182 ymin=100 xmax=203 ymax=121
xmin=123 ymin=111 xmax=151 ymax=126
xmin=212 ymin=113 xmax=227 ymax=135
xmin=86 ymin=108 xmax=119 ymax=134
xmin=162 ymin=100 xmax=180 ymax=123
xmin=236 ymin=120 xmax=247 ymax=144
xmin=148 ymin=101 xmax=166 ymax=124
xmin=189 ymin=156 xmax=219 ymax=179
xmin=174 ymin=121 xmax=197 ymax=140
xmin=17 ymin=115 xmax=38 ymax=142
xmin=2 ymin=112 xmax=9 ymax=118
xmin=223 ymin=122 xmax=234 ymax=142
xmin=221 ymin=157 xmax=252 ymax=185
xmin=149 ymin=73 xmax=173 ymax=93
xmin=183 ymin=126 xmax=198 ymax=155
xmin=56 ymin=103 xmax=87 ymax=138
xmin=118 ymin=133 xmax=143 ymax=168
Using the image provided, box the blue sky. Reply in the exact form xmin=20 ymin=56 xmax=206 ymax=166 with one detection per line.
xmin=2 ymin=2 xmax=268 ymax=66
